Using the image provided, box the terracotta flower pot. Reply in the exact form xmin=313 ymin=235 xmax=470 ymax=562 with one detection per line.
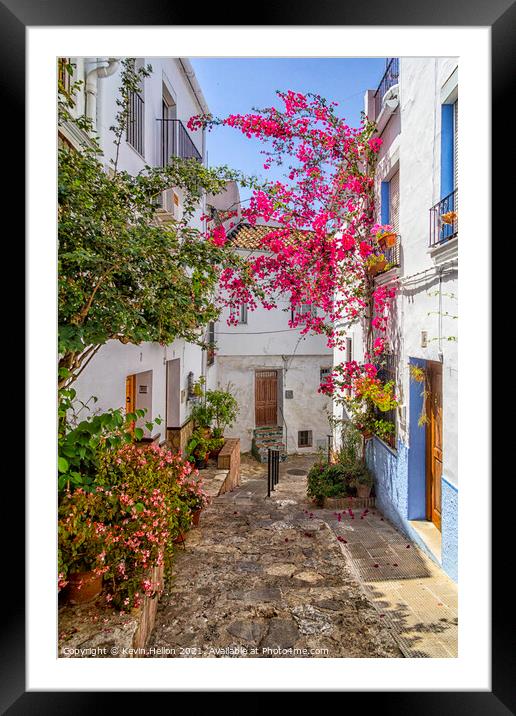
xmin=379 ymin=232 xmax=396 ymax=248
xmin=367 ymin=259 xmax=387 ymax=277
xmin=441 ymin=211 xmax=457 ymax=225
xmin=66 ymin=570 xmax=102 ymax=605
xmin=357 ymin=484 xmax=372 ymax=499
xmin=192 ymin=508 xmax=202 ymax=527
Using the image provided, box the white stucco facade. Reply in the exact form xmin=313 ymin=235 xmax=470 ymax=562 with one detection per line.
xmin=63 ymin=57 xmax=214 ymax=440
xmin=332 ymin=57 xmax=459 ymax=579
xmin=213 ymin=240 xmax=333 ymax=454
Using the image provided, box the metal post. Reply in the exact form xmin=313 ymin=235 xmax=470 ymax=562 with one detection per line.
xmin=274 ymin=449 xmax=279 ymax=485
xmin=327 ymin=434 xmax=333 ymax=462
xmin=267 ymin=448 xmax=271 ymax=497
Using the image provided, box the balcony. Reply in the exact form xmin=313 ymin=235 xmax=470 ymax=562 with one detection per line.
xmin=373 ymin=58 xmax=399 ymax=120
xmin=383 ymin=233 xmax=400 ymax=269
xmin=429 ymin=190 xmax=458 ymax=248
xmin=156 ymin=118 xmax=202 ymax=166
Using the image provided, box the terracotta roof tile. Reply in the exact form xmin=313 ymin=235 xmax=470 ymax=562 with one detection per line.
xmin=228 ymin=223 xmax=314 ymax=250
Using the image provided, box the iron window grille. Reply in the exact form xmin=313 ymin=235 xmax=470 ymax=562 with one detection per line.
xmin=429 ymin=189 xmax=458 ymax=247
xmin=291 ymin=303 xmax=316 ymax=322
xmin=298 ymin=430 xmax=313 ymax=448
xmin=126 ymin=90 xmax=145 ymax=157
xmin=375 ymin=352 xmax=397 ymax=448
xmin=320 ymin=367 xmax=332 ymax=383
xmin=230 ymin=302 xmax=248 ymax=324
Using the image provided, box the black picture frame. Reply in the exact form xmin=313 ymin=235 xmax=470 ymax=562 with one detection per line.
xmin=6 ymin=0 xmax=507 ymax=709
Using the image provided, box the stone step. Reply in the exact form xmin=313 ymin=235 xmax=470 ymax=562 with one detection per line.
xmin=251 ymin=437 xmax=288 ymax=464
xmin=254 ymin=425 xmax=283 ymax=435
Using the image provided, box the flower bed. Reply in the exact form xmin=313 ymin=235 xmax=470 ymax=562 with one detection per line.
xmin=59 ymin=442 xmax=209 ymax=614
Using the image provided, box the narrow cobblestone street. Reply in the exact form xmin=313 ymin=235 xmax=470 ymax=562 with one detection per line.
xmin=146 ymin=455 xmax=457 ymax=658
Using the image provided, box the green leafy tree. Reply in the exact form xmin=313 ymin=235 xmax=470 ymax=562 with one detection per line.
xmin=58 ymin=59 xmax=244 ymax=389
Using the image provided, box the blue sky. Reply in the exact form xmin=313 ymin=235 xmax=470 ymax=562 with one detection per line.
xmin=190 ymin=58 xmax=387 ymax=204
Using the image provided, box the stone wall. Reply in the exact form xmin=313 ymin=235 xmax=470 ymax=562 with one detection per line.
xmin=217 ymin=438 xmax=241 ymax=494
xmin=167 ymin=417 xmax=194 ymax=455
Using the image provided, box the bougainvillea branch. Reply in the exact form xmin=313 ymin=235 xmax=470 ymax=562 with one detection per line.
xmin=189 ymin=90 xmax=398 ymax=433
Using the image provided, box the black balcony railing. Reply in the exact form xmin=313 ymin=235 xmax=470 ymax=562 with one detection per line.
xmin=383 ymin=233 xmax=400 ymax=269
xmin=157 ymin=118 xmax=202 ymax=166
xmin=429 ymin=189 xmax=458 ymax=247
xmin=126 ymin=91 xmax=145 ymax=157
xmin=374 ymin=58 xmax=399 ymax=120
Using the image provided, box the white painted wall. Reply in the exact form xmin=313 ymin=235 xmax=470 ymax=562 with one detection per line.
xmin=214 ymin=247 xmax=332 ymax=452
xmin=335 ymin=58 xmax=458 ymax=486
xmin=396 ymin=57 xmax=458 ymax=487
xmin=68 ymin=57 xmax=214 ymax=440
xmin=216 ymin=355 xmax=332 ymax=454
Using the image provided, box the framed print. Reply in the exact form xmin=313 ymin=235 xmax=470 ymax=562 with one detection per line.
xmin=4 ymin=0 xmax=507 ymax=708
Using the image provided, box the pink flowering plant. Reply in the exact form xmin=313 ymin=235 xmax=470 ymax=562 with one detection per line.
xmin=59 ymin=441 xmax=209 ymax=610
xmin=96 ymin=442 xmax=204 ymax=536
xmin=58 ymin=483 xmax=171 ymax=609
xmin=189 ymin=90 xmax=398 ymax=441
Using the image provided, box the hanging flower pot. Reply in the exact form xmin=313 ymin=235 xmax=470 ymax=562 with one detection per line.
xmin=441 ymin=210 xmax=457 ymax=225
xmin=367 ymin=258 xmax=387 ymax=276
xmin=378 ymin=232 xmax=397 ymax=249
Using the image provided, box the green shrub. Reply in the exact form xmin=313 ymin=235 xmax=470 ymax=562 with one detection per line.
xmin=307 ymin=454 xmax=373 ymax=505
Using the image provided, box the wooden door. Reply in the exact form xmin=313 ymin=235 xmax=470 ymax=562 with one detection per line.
xmin=426 ymin=362 xmax=443 ymax=531
xmin=255 ymin=370 xmax=278 ymax=426
xmin=125 ymin=374 xmax=136 ymax=413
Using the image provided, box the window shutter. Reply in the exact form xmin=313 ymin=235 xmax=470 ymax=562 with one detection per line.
xmin=389 ymin=170 xmax=400 ymax=233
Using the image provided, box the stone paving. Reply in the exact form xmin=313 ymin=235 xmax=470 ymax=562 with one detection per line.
xmin=146 ymin=454 xmax=457 ymax=658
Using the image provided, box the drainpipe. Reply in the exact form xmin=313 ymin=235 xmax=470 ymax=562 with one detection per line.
xmin=85 ymin=57 xmax=119 ymax=130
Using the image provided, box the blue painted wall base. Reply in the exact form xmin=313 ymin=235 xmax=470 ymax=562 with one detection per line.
xmin=441 ymin=477 xmax=458 ymax=581
xmin=366 ymin=436 xmax=458 ymax=582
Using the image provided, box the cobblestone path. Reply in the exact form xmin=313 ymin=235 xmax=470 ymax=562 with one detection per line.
xmin=146 ymin=455 xmax=403 ymax=658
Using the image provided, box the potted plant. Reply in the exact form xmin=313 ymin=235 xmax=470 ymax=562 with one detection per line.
xmin=351 ymin=464 xmax=374 ymax=499
xmin=209 ymin=434 xmax=225 ymax=459
xmin=372 ymin=223 xmax=397 ymax=249
xmin=205 ymin=387 xmax=239 ymax=439
xmin=186 ymin=429 xmax=212 ymax=469
xmin=366 ymin=253 xmax=388 ymax=277
xmin=441 ymin=210 xmax=457 ymax=225
xmin=58 ymin=488 xmax=107 ymax=604
xmin=190 ymin=403 xmax=214 ymax=439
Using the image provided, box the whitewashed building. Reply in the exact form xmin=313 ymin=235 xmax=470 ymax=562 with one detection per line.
xmin=206 ymin=189 xmax=333 ymax=457
xmin=334 ymin=58 xmax=458 ymax=580
xmin=60 ymin=57 xmax=215 ymax=449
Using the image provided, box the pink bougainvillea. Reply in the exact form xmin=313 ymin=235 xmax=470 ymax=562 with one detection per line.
xmin=190 ymin=90 xmax=397 ymax=413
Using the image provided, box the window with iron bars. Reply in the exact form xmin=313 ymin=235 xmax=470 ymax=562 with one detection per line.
xmin=126 ymin=75 xmax=145 ymax=157
xmin=230 ymin=302 xmax=248 ymax=324
xmin=291 ymin=303 xmax=316 ymax=322
xmin=298 ymin=430 xmax=313 ymax=448
xmin=374 ymin=352 xmax=397 ymax=448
